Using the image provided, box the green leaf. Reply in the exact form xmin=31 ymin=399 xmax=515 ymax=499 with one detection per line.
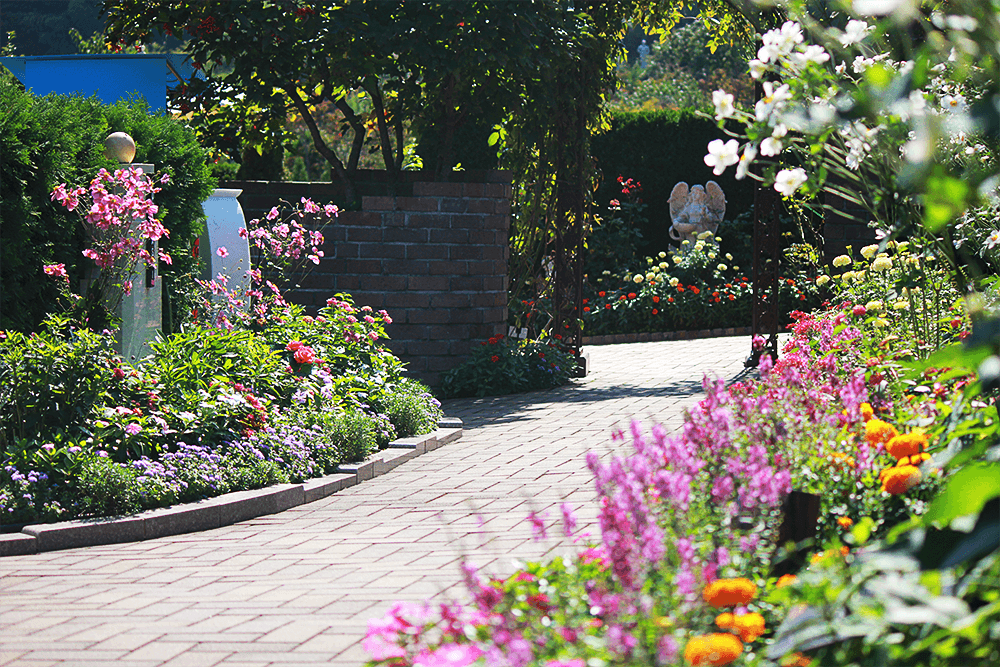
xmin=923 ymin=463 xmax=1000 ymax=526
xmin=923 ymin=168 xmax=971 ymax=232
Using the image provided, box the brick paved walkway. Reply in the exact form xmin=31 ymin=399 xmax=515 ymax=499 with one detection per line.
xmin=0 ymin=337 xmax=753 ymax=667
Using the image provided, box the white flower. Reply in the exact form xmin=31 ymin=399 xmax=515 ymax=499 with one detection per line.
xmin=793 ymin=44 xmax=830 ymax=66
xmin=735 ymin=144 xmax=757 ymax=181
xmin=713 ymin=90 xmax=735 ymax=120
xmin=860 ymin=244 xmax=880 ymax=259
xmin=816 ymin=275 xmax=830 ymax=286
xmin=760 ymin=136 xmax=783 ymax=157
xmin=633 ymin=274 xmax=644 ymax=284
xmin=835 ymin=61 xmax=847 ymax=75
xmin=832 ymin=255 xmax=852 ymax=267
xmin=774 ymin=168 xmax=808 ymax=197
xmin=717 ymin=264 xmax=728 ymax=271
xmin=853 ymin=0 xmax=919 ymax=18
xmin=853 ymin=55 xmax=874 ymax=73
xmin=669 ymin=277 xmax=680 ymax=287
xmin=725 ymin=253 xmax=733 ymax=260
xmin=755 ymin=82 xmax=791 ymax=122
xmin=941 ymin=94 xmax=967 ymax=114
xmin=986 ymin=230 xmax=1000 ymax=250
xmin=658 ymin=261 xmax=668 ymax=270
xmin=748 ymin=59 xmax=767 ymax=79
xmin=704 ymin=138 xmax=740 ymax=176
xmin=839 ymin=19 xmax=872 ymax=46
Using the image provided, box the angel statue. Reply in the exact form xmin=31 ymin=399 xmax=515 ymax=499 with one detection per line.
xmin=668 ymin=181 xmax=727 ymax=245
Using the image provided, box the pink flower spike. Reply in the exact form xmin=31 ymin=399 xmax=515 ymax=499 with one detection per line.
xmin=216 ymin=246 xmax=229 ymax=258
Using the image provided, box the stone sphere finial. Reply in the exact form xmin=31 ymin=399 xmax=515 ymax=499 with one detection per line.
xmin=104 ymin=132 xmax=136 ymax=164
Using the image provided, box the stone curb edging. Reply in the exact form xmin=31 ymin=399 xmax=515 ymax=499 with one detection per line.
xmin=0 ymin=418 xmax=463 ymax=558
xmin=582 ymin=326 xmax=752 ymax=346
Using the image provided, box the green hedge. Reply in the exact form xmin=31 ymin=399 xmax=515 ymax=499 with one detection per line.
xmin=591 ymin=109 xmax=755 ymax=255
xmin=0 ymin=70 xmax=215 ymax=333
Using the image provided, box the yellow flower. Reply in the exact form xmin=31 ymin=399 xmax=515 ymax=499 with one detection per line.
xmin=861 ymin=244 xmax=879 ymax=259
xmin=658 ymin=251 xmax=667 ymax=258
xmin=816 ymin=275 xmax=830 ymax=286
xmin=832 ymin=255 xmax=852 ymax=267
xmin=633 ymin=274 xmax=644 ymax=284
xmin=837 ymin=516 xmax=854 ymax=528
xmin=684 ymin=634 xmax=743 ymax=666
xmin=872 ymin=256 xmax=892 ymax=272
xmin=860 ymin=403 xmax=875 ymax=421
xmin=733 ymin=613 xmax=766 ymax=642
xmin=715 ymin=612 xmax=735 ymax=630
xmin=866 ymin=419 xmax=899 ymax=447
xmin=865 ymin=300 xmax=883 ymax=311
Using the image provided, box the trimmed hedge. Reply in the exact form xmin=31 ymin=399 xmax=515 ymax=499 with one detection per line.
xmin=591 ymin=109 xmax=755 ymax=255
xmin=0 ymin=70 xmax=215 ymax=333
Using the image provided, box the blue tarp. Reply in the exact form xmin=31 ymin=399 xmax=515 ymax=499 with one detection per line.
xmin=0 ymin=54 xmax=196 ymax=112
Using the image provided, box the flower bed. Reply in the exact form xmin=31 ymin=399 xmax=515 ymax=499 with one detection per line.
xmin=1 ymin=170 xmax=443 ymax=527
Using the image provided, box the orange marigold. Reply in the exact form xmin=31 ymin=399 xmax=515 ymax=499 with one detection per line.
xmin=885 ymin=431 xmax=928 ymax=459
xmin=897 ymin=452 xmax=931 ymax=466
xmin=880 ymin=464 xmax=922 ymax=494
xmin=703 ymin=578 xmax=757 ymax=608
xmin=776 ymin=574 xmax=797 ymax=588
xmin=860 ymin=403 xmax=875 ymax=421
xmin=837 ymin=516 xmax=854 ymax=529
xmin=865 ymin=418 xmax=899 ymax=447
xmin=733 ymin=612 xmax=766 ymax=642
xmin=715 ymin=612 xmax=735 ymax=630
xmin=684 ymin=633 xmax=743 ymax=666
xmin=781 ymin=652 xmax=814 ymax=667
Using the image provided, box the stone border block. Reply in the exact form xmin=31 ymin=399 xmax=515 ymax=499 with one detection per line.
xmin=143 ymin=500 xmax=222 ymax=540
xmin=388 ymin=435 xmax=428 ymax=455
xmin=302 ymin=473 xmax=355 ymax=504
xmin=22 ymin=515 xmax=145 ymax=552
xmin=210 ymin=484 xmax=304 ymax=526
xmin=337 ymin=460 xmax=376 ymax=483
xmin=0 ymin=533 xmax=37 ymax=557
xmin=434 ymin=429 xmax=461 ymax=447
xmin=375 ymin=447 xmax=417 ymax=475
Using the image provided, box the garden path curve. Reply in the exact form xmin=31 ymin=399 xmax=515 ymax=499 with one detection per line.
xmin=0 ymin=336 xmax=753 ymax=667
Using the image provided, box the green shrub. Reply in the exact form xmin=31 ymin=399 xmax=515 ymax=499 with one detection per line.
xmin=0 ymin=71 xmax=214 ymax=334
xmin=371 ymin=378 xmax=443 ymax=438
xmin=145 ymin=324 xmax=297 ymax=402
xmin=0 ymin=314 xmax=139 ymax=448
xmin=440 ymin=334 xmax=578 ymax=398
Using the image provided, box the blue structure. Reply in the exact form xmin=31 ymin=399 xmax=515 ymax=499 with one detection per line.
xmin=0 ymin=54 xmax=194 ymax=112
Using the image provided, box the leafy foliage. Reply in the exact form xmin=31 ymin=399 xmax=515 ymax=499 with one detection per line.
xmin=0 ymin=72 xmax=214 ymax=333
xmin=439 ymin=334 xmax=578 ymax=399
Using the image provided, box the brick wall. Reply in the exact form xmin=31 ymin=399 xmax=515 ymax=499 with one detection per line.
xmin=221 ymin=171 xmax=511 ymax=386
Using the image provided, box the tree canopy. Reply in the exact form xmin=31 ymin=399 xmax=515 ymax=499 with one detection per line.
xmin=102 ymin=1 xmax=763 ymax=200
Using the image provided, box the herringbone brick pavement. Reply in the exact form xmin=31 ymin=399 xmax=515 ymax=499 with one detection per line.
xmin=0 ymin=337 xmax=753 ymax=666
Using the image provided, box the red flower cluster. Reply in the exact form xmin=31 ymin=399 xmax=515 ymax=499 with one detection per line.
xmin=286 ymin=340 xmax=318 ymax=364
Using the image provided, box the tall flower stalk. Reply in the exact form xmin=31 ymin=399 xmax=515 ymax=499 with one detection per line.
xmin=50 ymin=167 xmax=171 ymax=329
